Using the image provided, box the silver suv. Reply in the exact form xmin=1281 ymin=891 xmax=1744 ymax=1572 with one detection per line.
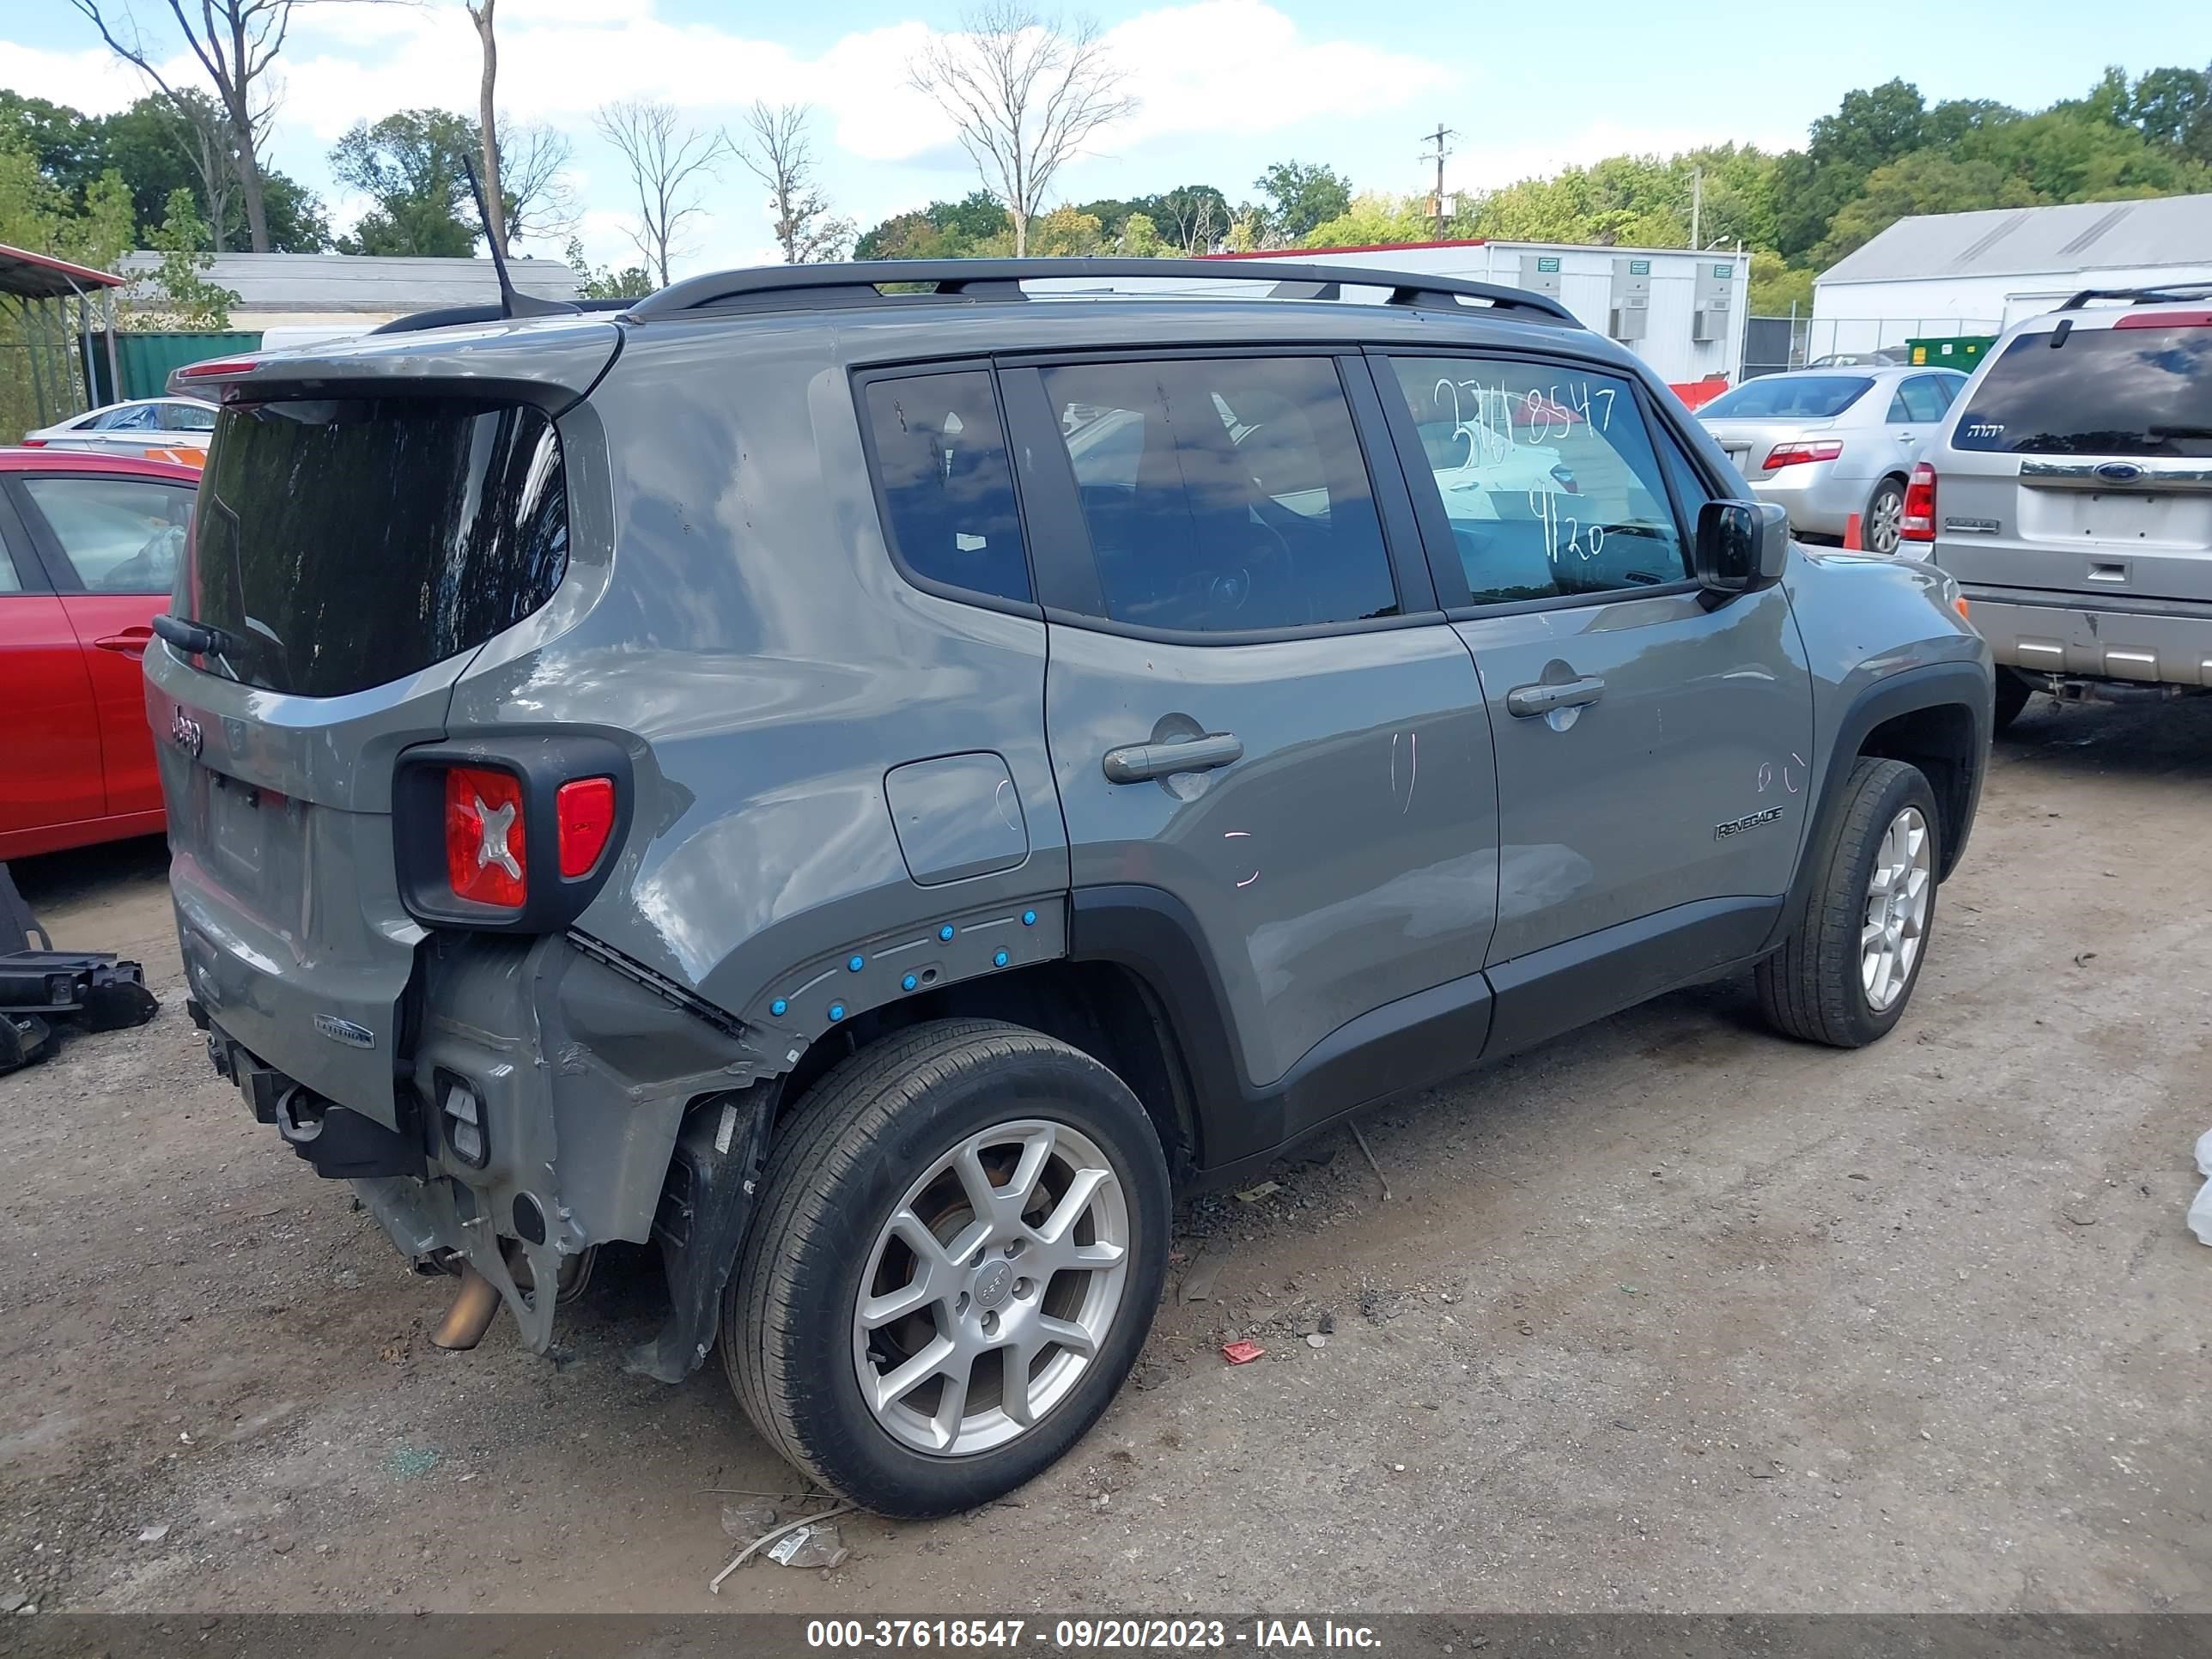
xmin=147 ymin=259 xmax=1991 ymax=1516
xmin=1907 ymin=283 xmax=2212 ymax=728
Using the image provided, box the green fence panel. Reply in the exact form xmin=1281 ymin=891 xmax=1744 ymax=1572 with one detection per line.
xmin=94 ymin=331 xmax=263 ymax=404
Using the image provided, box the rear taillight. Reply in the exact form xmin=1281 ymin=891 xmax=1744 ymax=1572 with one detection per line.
xmin=556 ymin=777 xmax=617 ymax=878
xmin=1765 ymin=441 xmax=1844 ymax=469
xmin=17 ymin=436 xmax=45 ymax=447
xmin=1903 ymin=463 xmax=1937 ymax=543
xmin=445 ymin=766 xmax=527 ymax=908
xmin=2116 ymin=310 xmax=2212 ymax=329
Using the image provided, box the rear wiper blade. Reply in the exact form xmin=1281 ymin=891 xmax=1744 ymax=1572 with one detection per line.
xmin=150 ymin=613 xmax=253 ymax=659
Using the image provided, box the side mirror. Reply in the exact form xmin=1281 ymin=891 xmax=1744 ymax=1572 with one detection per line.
xmin=1693 ymin=500 xmax=1790 ymax=598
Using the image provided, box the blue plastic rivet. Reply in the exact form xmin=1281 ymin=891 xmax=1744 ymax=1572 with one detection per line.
xmin=1022 ymin=909 xmax=1037 ymax=927
xmin=939 ymin=924 xmax=956 ymax=941
xmin=902 ymin=973 xmax=918 ymax=993
xmin=769 ymin=999 xmax=787 ymax=1017
xmin=993 ymin=949 xmax=1009 ymax=968
xmin=828 ymin=1003 xmax=846 ymax=1022
xmin=848 ymin=955 xmax=865 ymax=972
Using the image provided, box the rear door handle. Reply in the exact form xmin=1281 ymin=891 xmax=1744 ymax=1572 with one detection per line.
xmin=94 ymin=627 xmax=154 ymax=655
xmin=1506 ymin=676 xmax=1606 ymax=718
xmin=1102 ymin=732 xmax=1243 ymax=784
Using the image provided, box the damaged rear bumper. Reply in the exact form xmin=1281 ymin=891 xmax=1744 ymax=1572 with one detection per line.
xmin=187 ymin=923 xmax=781 ymax=1373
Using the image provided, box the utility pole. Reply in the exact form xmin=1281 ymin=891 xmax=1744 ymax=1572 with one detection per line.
xmin=1419 ymin=123 xmax=1457 ymax=239
xmin=1690 ymin=166 xmax=1703 ymax=251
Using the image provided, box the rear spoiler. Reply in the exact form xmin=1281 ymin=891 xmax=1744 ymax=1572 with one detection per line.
xmin=167 ymin=315 xmax=625 ymax=408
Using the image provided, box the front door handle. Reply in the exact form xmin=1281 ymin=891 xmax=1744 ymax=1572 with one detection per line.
xmin=1505 ymin=676 xmax=1606 ymax=718
xmin=94 ymin=627 xmax=154 ymax=656
xmin=1102 ymin=732 xmax=1243 ymax=784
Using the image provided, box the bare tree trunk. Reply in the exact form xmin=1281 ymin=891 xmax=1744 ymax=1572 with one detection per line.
xmin=468 ymin=0 xmax=504 ymax=253
xmin=232 ymin=93 xmax=270 ymax=251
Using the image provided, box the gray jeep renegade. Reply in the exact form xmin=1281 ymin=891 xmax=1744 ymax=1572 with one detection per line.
xmin=147 ymin=258 xmax=1991 ymax=1517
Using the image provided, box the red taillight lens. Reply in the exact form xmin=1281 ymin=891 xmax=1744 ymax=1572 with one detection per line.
xmin=175 ymin=357 xmax=261 ymax=378
xmin=1903 ymin=463 xmax=1937 ymax=543
xmin=445 ymin=766 xmax=527 ymax=908
xmin=17 ymin=436 xmax=45 ymax=447
xmin=2116 ymin=309 xmax=2212 ymax=328
xmin=556 ymin=776 xmax=617 ymax=878
xmin=1764 ymin=441 xmax=1844 ymax=469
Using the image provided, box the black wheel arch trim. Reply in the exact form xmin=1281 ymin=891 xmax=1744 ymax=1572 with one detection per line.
xmin=1765 ymin=660 xmax=1991 ymax=955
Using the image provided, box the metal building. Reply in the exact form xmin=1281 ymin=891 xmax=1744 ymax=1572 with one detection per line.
xmin=1202 ymin=239 xmax=1751 ymax=386
xmin=1811 ymin=192 xmax=2212 ymax=360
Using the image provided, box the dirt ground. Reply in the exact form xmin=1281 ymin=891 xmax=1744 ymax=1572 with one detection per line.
xmin=3 ymin=691 xmax=2208 ymax=1618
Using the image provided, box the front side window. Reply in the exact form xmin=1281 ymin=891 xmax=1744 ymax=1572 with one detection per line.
xmin=21 ymin=476 xmax=197 ymax=593
xmin=862 ymin=370 xmax=1031 ymax=605
xmin=1039 ymin=356 xmax=1397 ymax=634
xmin=1387 ymin=356 xmax=1690 ymax=605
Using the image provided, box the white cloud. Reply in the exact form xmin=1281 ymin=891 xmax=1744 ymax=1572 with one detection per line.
xmin=0 ymin=38 xmax=179 ymax=116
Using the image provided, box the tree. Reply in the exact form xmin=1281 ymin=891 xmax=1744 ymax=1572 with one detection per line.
xmin=329 ymin=109 xmax=477 ymax=256
xmin=592 ymin=99 xmax=730 ymax=286
xmin=930 ymin=191 xmax=1012 ymax=243
xmin=464 ymin=0 xmax=503 ymax=253
xmin=1022 ymin=204 xmax=1103 ymax=255
xmin=909 ymin=3 xmax=1136 ymax=257
xmin=1142 ymin=183 xmax=1229 ymax=252
xmin=66 ymin=0 xmax=367 ymax=252
xmin=564 ymin=236 xmax=653 ymax=299
xmin=2129 ymin=64 xmax=2211 ymax=151
xmin=1116 ymin=210 xmax=1164 ymax=256
xmin=1812 ymin=153 xmax=2039 ymax=268
xmin=1252 ymin=160 xmax=1352 ymax=243
xmin=732 ymin=101 xmax=852 ymax=264
xmin=127 ymin=185 xmax=240 ymax=329
xmin=1303 ymin=191 xmax=1431 ymax=249
xmin=496 ymin=119 xmax=578 ymax=250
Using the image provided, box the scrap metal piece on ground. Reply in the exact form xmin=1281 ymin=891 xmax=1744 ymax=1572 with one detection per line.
xmin=0 ymin=863 xmax=160 ymax=1069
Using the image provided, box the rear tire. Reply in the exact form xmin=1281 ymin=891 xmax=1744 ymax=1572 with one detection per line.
xmin=724 ymin=1018 xmax=1170 ymax=1518
xmin=1991 ymin=667 xmax=2033 ymax=733
xmin=1757 ymin=757 xmax=1939 ymax=1048
xmin=1864 ymin=477 xmax=1905 ymax=554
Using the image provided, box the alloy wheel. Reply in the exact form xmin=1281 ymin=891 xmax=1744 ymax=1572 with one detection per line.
xmin=1861 ymin=805 xmax=1932 ymax=1012
xmin=852 ymin=1119 xmax=1129 ymax=1457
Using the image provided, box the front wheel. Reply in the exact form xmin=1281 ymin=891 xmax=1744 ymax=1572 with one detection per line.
xmin=1757 ymin=757 xmax=1940 ymax=1048
xmin=724 ymin=1019 xmax=1170 ymax=1517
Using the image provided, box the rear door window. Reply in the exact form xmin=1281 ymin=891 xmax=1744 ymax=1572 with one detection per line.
xmin=1037 ymin=356 xmax=1397 ymax=634
xmin=1954 ymin=325 xmax=2212 ymax=456
xmin=860 ymin=369 xmax=1031 ymax=605
xmin=188 ymin=398 xmax=568 ymax=697
xmin=1897 ymin=376 xmax=1949 ymax=423
xmin=18 ymin=476 xmax=196 ymax=593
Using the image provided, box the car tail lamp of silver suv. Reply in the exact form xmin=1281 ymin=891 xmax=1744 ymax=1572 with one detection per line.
xmin=392 ymin=737 xmax=632 ymax=932
xmin=1902 ymin=463 xmax=1937 ymax=544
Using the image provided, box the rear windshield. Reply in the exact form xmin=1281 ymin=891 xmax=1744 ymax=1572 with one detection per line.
xmin=1700 ymin=375 xmax=1873 ymax=420
xmin=1954 ymin=325 xmax=2212 ymax=457
xmin=187 ymin=398 xmax=568 ymax=696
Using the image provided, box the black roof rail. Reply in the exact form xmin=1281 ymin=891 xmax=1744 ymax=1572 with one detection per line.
xmin=368 ymin=297 xmax=634 ymax=336
xmin=625 ymin=258 xmax=1583 ymax=326
xmin=2058 ymin=280 xmax=2212 ymax=311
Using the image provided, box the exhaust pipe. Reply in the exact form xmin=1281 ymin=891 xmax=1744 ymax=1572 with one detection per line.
xmin=430 ymin=1264 xmax=502 ymax=1351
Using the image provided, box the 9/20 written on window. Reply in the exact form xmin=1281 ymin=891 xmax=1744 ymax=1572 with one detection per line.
xmin=1386 ymin=357 xmax=1691 ymax=606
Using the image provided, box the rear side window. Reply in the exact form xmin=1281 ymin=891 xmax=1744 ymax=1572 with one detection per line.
xmin=161 ymin=402 xmax=217 ymax=432
xmin=1894 ymin=377 xmax=1949 ymax=423
xmin=1700 ymin=375 xmax=1873 ymax=420
xmin=190 ymin=398 xmax=568 ymax=697
xmin=20 ymin=476 xmax=196 ymax=593
xmin=1954 ymin=325 xmax=2212 ymax=457
xmin=1039 ymin=356 xmax=1397 ymax=634
xmin=862 ymin=370 xmax=1031 ymax=605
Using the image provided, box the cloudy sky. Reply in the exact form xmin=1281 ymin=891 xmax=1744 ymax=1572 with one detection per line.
xmin=2 ymin=0 xmax=2198 ymax=274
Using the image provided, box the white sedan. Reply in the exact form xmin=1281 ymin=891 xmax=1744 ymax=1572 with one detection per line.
xmin=24 ymin=396 xmax=217 ymax=454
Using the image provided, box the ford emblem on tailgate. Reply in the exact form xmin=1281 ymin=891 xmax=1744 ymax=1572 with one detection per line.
xmin=314 ymin=1013 xmax=375 ymax=1049
xmin=169 ymin=708 xmax=204 ymax=757
xmin=2094 ymin=461 xmax=2145 ymax=483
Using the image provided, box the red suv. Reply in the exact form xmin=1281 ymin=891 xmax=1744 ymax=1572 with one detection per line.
xmin=0 ymin=447 xmax=202 ymax=860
